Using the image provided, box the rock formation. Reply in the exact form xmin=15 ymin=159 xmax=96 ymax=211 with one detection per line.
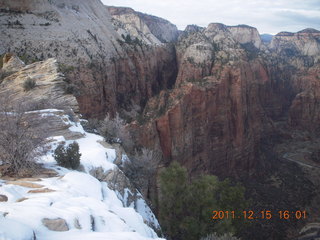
xmin=0 ymin=0 xmax=177 ymax=118
xmin=133 ymin=23 xmax=269 ymax=176
xmin=127 ymin=22 xmax=320 ymax=178
xmin=0 ymin=54 xmax=79 ymax=113
xmin=107 ymin=6 xmax=179 ymax=44
xmin=0 ymin=55 xmax=162 ymax=238
xmin=1 ymin=0 xmax=320 ymax=179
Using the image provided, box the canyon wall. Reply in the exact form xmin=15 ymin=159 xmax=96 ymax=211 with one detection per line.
xmin=130 ymin=24 xmax=320 ymax=176
xmin=1 ymin=1 xmax=320 ymax=177
xmin=0 ymin=0 xmax=178 ymax=118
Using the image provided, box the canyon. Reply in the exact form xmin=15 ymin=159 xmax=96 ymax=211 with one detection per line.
xmin=1 ymin=0 xmax=320 ymax=238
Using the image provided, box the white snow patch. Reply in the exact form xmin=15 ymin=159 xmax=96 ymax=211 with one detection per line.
xmin=0 ymin=109 xmax=164 ymax=240
xmin=0 ymin=216 xmax=34 ymax=240
xmin=76 ymin=132 xmax=116 ymax=172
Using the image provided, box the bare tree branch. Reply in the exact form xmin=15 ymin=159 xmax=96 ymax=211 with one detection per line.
xmin=0 ymin=95 xmax=49 ymax=176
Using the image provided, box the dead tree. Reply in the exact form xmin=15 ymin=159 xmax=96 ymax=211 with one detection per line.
xmin=0 ymin=99 xmax=48 ymax=176
xmin=123 ymin=148 xmax=162 ymax=199
xmin=98 ymin=113 xmax=134 ymax=152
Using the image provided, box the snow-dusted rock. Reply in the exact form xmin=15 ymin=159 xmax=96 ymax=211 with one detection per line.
xmin=0 ymin=108 xmax=164 ymax=240
xmin=0 ymin=194 xmax=8 ymax=202
xmin=42 ymin=218 xmax=69 ymax=232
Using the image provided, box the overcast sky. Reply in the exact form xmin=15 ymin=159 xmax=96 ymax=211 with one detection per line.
xmin=102 ymin=0 xmax=320 ymax=35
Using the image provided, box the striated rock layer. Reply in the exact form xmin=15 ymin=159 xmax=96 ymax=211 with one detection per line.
xmin=1 ymin=0 xmax=320 ymax=178
xmin=0 ymin=0 xmax=177 ymax=118
xmin=131 ymin=24 xmax=320 ymax=177
xmin=132 ymin=24 xmax=269 ymax=176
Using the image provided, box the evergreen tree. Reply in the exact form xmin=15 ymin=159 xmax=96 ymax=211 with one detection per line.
xmin=53 ymin=142 xmax=81 ymax=169
xmin=159 ymin=161 xmax=189 ymax=240
xmin=159 ymin=162 xmax=248 ymax=240
xmin=215 ymin=179 xmax=249 ymax=235
xmin=185 ymin=175 xmax=220 ymax=239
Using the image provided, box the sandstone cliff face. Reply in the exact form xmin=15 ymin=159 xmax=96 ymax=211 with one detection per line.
xmin=0 ymin=54 xmax=79 ymax=112
xmin=137 ymin=12 xmax=179 ymax=43
xmin=269 ymin=29 xmax=320 ymax=131
xmin=228 ymin=25 xmax=262 ymax=49
xmin=107 ymin=6 xmax=162 ymax=45
xmin=107 ymin=6 xmax=179 ymax=43
xmin=132 ymin=24 xmax=269 ymax=176
xmin=0 ymin=0 xmax=177 ymax=118
xmin=132 ymin=23 xmax=320 ymax=177
xmin=271 ymin=29 xmax=320 ymax=58
xmin=1 ymin=0 xmax=320 ymax=178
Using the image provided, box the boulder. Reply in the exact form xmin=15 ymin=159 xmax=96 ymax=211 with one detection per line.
xmin=42 ymin=218 xmax=69 ymax=232
xmin=0 ymin=195 xmax=8 ymax=202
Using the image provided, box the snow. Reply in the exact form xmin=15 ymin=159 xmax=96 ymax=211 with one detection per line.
xmin=76 ymin=132 xmax=116 ymax=171
xmin=59 ymin=172 xmax=103 ymax=200
xmin=26 ymin=109 xmax=64 ymax=114
xmin=0 ymin=216 xmax=34 ymax=240
xmin=136 ymin=197 xmax=161 ymax=230
xmin=0 ymin=184 xmax=28 ymax=203
xmin=37 ymin=231 xmax=158 ymax=240
xmin=0 ymin=109 xmax=164 ymax=240
xmin=0 ymin=172 xmax=162 ymax=240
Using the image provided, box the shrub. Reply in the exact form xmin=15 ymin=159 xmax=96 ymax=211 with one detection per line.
xmin=81 ymin=118 xmax=100 ymax=134
xmin=58 ymin=63 xmax=75 ymax=74
xmin=23 ymin=78 xmax=36 ymax=91
xmin=0 ymin=98 xmax=48 ymax=176
xmin=0 ymin=70 xmax=14 ymax=82
xmin=53 ymin=142 xmax=81 ymax=169
xmin=98 ymin=113 xmax=134 ymax=152
xmin=123 ymin=148 xmax=161 ymax=198
xmin=64 ymin=84 xmax=75 ymax=94
xmin=159 ymin=162 xmax=248 ymax=240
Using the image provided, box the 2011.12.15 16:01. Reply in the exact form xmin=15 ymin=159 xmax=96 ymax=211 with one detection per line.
xmin=212 ymin=210 xmax=307 ymax=220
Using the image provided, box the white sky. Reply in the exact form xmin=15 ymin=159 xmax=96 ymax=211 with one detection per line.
xmin=102 ymin=0 xmax=320 ymax=35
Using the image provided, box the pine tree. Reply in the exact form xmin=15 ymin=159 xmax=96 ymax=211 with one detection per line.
xmin=158 ymin=162 xmax=249 ymax=240
xmin=53 ymin=142 xmax=81 ymax=169
xmin=185 ymin=175 xmax=220 ymax=239
xmin=159 ymin=161 xmax=189 ymax=240
xmin=67 ymin=142 xmax=81 ymax=169
xmin=215 ymin=179 xmax=248 ymax=235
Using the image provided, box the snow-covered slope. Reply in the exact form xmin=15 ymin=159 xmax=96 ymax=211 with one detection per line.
xmin=0 ymin=109 xmax=163 ymax=240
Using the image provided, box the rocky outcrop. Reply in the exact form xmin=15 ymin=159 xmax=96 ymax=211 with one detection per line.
xmin=269 ymin=29 xmax=320 ymax=131
xmin=137 ymin=12 xmax=179 ymax=43
xmin=107 ymin=6 xmax=179 ymax=43
xmin=228 ymin=25 xmax=262 ymax=49
xmin=89 ymin=166 xmax=138 ymax=207
xmin=2 ymin=53 xmax=25 ymax=72
xmin=0 ymin=0 xmax=177 ymax=118
xmin=0 ymin=55 xmax=79 ymax=113
xmin=42 ymin=218 xmax=69 ymax=232
xmin=0 ymin=195 xmax=8 ymax=202
xmin=131 ymin=24 xmax=320 ymax=177
xmin=184 ymin=25 xmax=205 ymax=34
xmin=107 ymin=6 xmax=162 ymax=45
xmin=131 ymin=23 xmax=270 ymax=176
xmin=1 ymin=0 xmax=320 ymax=179
xmin=270 ymin=28 xmax=320 ymax=58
